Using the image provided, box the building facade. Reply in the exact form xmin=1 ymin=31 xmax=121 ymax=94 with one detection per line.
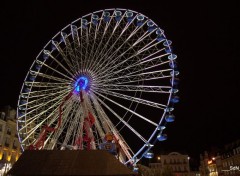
xmin=0 ymin=106 xmax=21 ymax=175
xmin=150 ymin=152 xmax=190 ymax=176
xmin=220 ymin=140 xmax=240 ymax=176
xmin=199 ymin=140 xmax=240 ymax=176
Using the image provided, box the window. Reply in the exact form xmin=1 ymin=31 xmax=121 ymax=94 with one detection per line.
xmin=5 ymin=137 xmax=10 ymax=147
xmin=0 ymin=112 xmax=5 ymax=119
xmin=13 ymin=140 xmax=18 ymax=149
xmin=2 ymin=153 xmax=5 ymax=160
xmin=7 ymin=128 xmax=11 ymax=135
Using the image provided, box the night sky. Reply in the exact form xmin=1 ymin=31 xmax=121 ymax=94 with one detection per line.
xmin=1 ymin=1 xmax=239 ymax=165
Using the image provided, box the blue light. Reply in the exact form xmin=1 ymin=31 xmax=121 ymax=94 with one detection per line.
xmin=165 ymin=114 xmax=175 ymax=122
xmin=157 ymin=134 xmax=167 ymax=141
xmin=143 ymin=150 xmax=154 ymax=159
xmin=75 ymin=76 xmax=88 ymax=92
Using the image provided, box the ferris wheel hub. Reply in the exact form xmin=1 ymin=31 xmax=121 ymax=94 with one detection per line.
xmin=74 ymin=76 xmax=89 ymax=92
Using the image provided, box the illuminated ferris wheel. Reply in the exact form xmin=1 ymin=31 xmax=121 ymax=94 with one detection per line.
xmin=17 ymin=8 xmax=179 ymax=165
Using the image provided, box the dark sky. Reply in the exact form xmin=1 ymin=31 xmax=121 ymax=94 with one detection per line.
xmin=1 ymin=1 xmax=240 ymax=164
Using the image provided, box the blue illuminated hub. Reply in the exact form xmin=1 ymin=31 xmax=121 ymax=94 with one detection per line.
xmin=74 ymin=76 xmax=89 ymax=92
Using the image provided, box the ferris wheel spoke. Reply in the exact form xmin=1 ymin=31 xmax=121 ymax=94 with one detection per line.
xmin=92 ymin=14 xmax=139 ymax=70
xmin=20 ymin=89 xmax=68 ymax=108
xmin=113 ymin=52 xmax=168 ymax=78
xmin=115 ymin=75 xmax=172 ymax=85
xmin=95 ymin=95 xmax=148 ymax=144
xmin=22 ymin=95 xmax=74 ymax=138
xmin=20 ymin=92 xmax=68 ymax=124
xmin=37 ymin=61 xmax=74 ymax=81
xmin=98 ymin=68 xmax=172 ymax=85
xmin=133 ymin=28 xmax=157 ymax=47
xmin=51 ymin=41 xmax=77 ymax=73
xmin=43 ymin=132 xmax=54 ymax=149
xmin=61 ymin=32 xmax=79 ymax=73
xmin=22 ymin=98 xmax=74 ymax=145
xmin=90 ymin=94 xmax=112 ymax=134
xmin=79 ymin=23 xmax=84 ymax=71
xmin=94 ymin=84 xmax=171 ymax=93
xmin=83 ymin=28 xmax=90 ymax=72
xmin=91 ymin=20 xmax=148 ymax=75
xmin=125 ymin=20 xmax=149 ymax=42
xmin=94 ymin=42 xmax=161 ymax=80
xmin=96 ymin=48 xmax=166 ymax=80
xmin=94 ymin=16 xmax=152 ymax=73
xmin=122 ymin=58 xmax=170 ymax=77
xmin=112 ymin=11 xmax=127 ymax=34
xmin=20 ymin=101 xmax=63 ymax=143
xmin=93 ymin=116 xmax=106 ymax=140
xmin=91 ymin=11 xmax=127 ymax=68
xmin=77 ymin=37 xmax=93 ymax=71
xmin=88 ymin=17 xmax=114 ymax=70
xmin=71 ymin=25 xmax=82 ymax=72
xmin=90 ymin=36 xmax=128 ymax=73
xmin=120 ymin=14 xmax=138 ymax=35
xmin=85 ymin=30 xmax=100 ymax=71
xmin=63 ymin=105 xmax=82 ymax=148
xmin=97 ymin=89 xmax=167 ymax=109
xmin=22 ymin=87 xmax=70 ymax=98
xmin=30 ymin=71 xmax=71 ymax=83
xmin=25 ymin=82 xmax=70 ymax=88
xmin=93 ymin=90 xmax=158 ymax=127
xmin=43 ymin=100 xmax=78 ymax=149
xmin=19 ymin=91 xmax=69 ymax=121
xmin=48 ymin=100 xmax=79 ymax=149
xmin=137 ymin=40 xmax=158 ymax=55
xmin=84 ymin=93 xmax=106 ymax=139
xmin=91 ymin=94 xmax=134 ymax=159
xmin=43 ymin=50 xmax=76 ymax=77
xmin=91 ymin=97 xmax=118 ymax=145
xmin=84 ymin=14 xmax=103 ymax=71
xmin=96 ymin=55 xmax=169 ymax=85
xmin=88 ymin=17 xmax=133 ymax=71
xmin=70 ymin=113 xmax=84 ymax=148
xmin=137 ymin=39 xmax=162 ymax=55
xmin=58 ymin=101 xmax=82 ymax=148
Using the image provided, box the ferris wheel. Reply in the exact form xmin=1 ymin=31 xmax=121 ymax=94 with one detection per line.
xmin=17 ymin=8 xmax=179 ymax=165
